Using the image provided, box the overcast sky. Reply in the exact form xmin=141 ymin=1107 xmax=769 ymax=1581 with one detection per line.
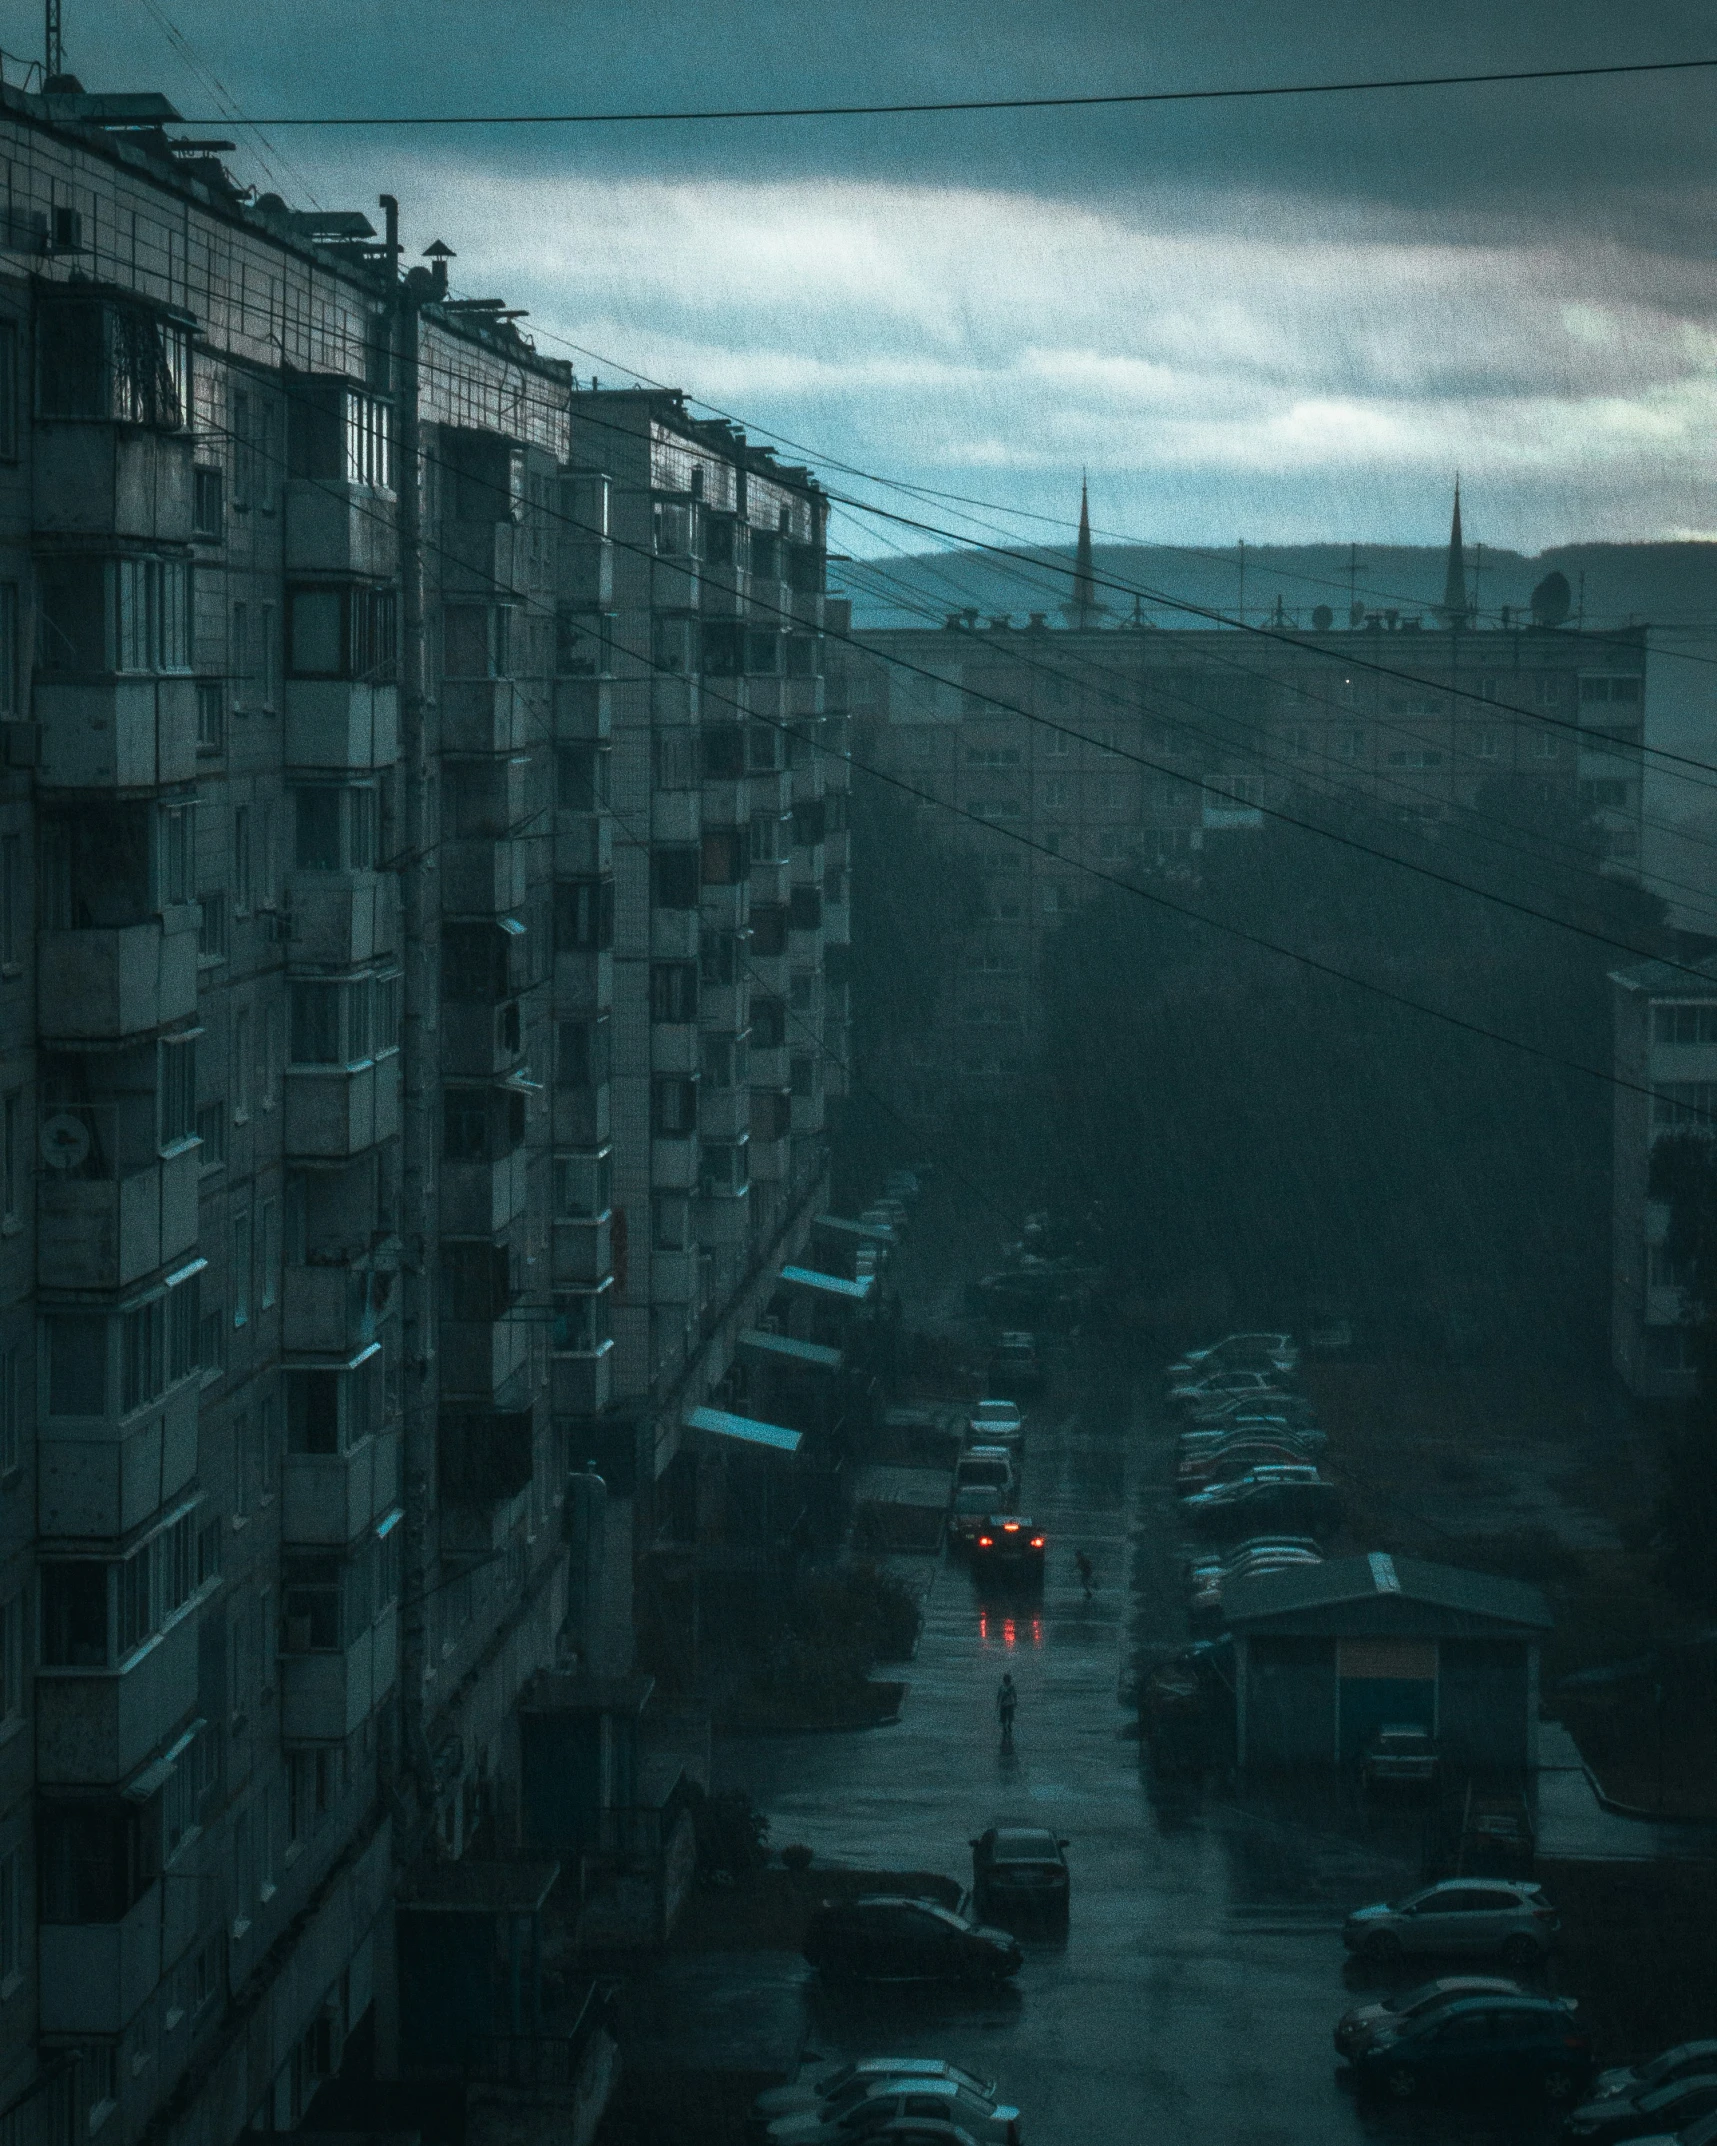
xmin=21 ymin=0 xmax=1717 ymax=555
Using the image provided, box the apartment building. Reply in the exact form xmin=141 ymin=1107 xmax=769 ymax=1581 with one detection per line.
xmin=1610 ymin=953 xmax=1717 ymax=1398
xmin=0 ymin=72 xmax=848 ymax=2146
xmin=832 ymin=600 xmax=1645 ymax=1113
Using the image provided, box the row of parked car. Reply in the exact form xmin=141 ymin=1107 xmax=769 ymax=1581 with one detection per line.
xmin=1166 ymin=1332 xmax=1341 ymax=1535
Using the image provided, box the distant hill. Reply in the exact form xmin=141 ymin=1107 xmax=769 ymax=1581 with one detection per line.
xmin=829 ymin=539 xmax=1717 ymax=929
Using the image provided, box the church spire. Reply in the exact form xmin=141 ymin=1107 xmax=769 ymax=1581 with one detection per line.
xmin=1062 ymin=472 xmax=1104 ymax=628
xmin=1439 ymin=478 xmax=1471 ymax=628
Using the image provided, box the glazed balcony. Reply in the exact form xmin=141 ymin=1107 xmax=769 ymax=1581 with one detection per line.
xmin=38 ymin=1378 xmax=198 ymax=1541
xmin=38 ymin=1145 xmax=199 ymax=1294
xmin=285 ymin=478 xmax=398 ymax=578
xmin=36 ymin=676 xmax=198 ymax=789
xmin=442 ymin=679 xmax=528 ymax=756
xmin=287 ymin=871 xmax=394 ymax=969
xmin=284 ymin=1054 xmax=401 ymax=1161
xmin=284 ymin=681 xmax=399 ymax=772
xmin=35 ymin=1611 xmax=200 ymax=1788
xmin=33 ymin=423 xmax=194 ymax=543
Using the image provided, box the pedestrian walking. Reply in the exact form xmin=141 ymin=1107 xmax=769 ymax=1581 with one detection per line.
xmin=996 ymin=1671 xmax=1018 ymax=1752
xmin=1075 ymin=1549 xmax=1094 ymax=1599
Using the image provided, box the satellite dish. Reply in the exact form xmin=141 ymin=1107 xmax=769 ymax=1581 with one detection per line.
xmin=41 ymin=1113 xmax=90 ymax=1171
xmin=1530 ymin=571 xmax=1572 ymax=629
xmin=1312 ymin=605 xmax=1334 ymax=632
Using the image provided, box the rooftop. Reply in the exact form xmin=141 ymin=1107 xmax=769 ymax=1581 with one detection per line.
xmin=1222 ymin=1550 xmax=1553 ymax=1631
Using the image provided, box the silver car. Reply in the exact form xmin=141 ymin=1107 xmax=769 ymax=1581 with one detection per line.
xmin=1342 ymin=1879 xmax=1558 ymax=1967
xmin=755 ymin=2060 xmax=998 ymax=2124
xmin=768 ymin=2075 xmax=1021 ymax=2146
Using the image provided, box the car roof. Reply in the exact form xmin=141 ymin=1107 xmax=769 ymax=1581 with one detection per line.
xmin=986 ymin=1826 xmax=1061 ymax=1854
xmin=1424 ymin=1878 xmax=1536 ymax=1895
xmin=979 ymin=1516 xmax=1035 ymax=1528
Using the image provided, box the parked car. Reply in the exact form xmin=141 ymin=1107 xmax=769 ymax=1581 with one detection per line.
xmin=955 ymin=1448 xmax=1016 ymax=1503
xmin=883 ymin=1169 xmax=921 ymax=1201
xmin=1184 ymin=1536 xmax=1321 ymax=1588
xmin=1168 ymin=1332 xmax=1299 ymax=1378
xmin=767 ymin=2075 xmax=1022 ymax=2146
xmin=754 ymin=2058 xmax=997 ymax=2123
xmin=1184 ymin=1391 xmax=1317 ymax=1433
xmin=1590 ymin=2042 xmax=1717 ymax=2104
xmin=987 ymin=1334 xmax=1042 ymax=1395
xmin=970 ymin=1518 xmax=1046 ymax=1586
xmin=1350 ymin=1994 xmax=1592 ymax=2102
xmin=970 ymin=1825 xmax=1069 ymax=1922
xmin=1176 ymin=1441 xmax=1310 ymax=1488
xmin=1563 ymin=2075 xmax=1717 ymax=2142
xmin=968 ymin=1400 xmax=1025 ymax=1457
xmin=1342 ymin=1879 xmax=1559 ymax=1966
xmin=1168 ymin=1367 xmax=1287 ymax=1408
xmin=1183 ymin=1466 xmax=1340 ymax=1532
xmin=1192 ymin=1410 xmax=1327 ymax=1453
xmin=802 ymin=1897 xmax=1023 ymax=1986
xmin=950 ymin=1486 xmax=1005 ymax=1552
xmin=1362 ymin=1725 xmax=1440 ymax=1788
xmin=1187 ymin=1547 xmax=1321 ymax=1622
xmin=1334 ymin=1975 xmax=1527 ymax=2061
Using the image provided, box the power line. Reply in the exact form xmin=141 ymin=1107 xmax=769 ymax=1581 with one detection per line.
xmin=184 ymin=53 xmax=1717 ymax=128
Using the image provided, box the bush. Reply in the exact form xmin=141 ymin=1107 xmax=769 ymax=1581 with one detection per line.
xmin=688 ymin=1784 xmax=770 ymax=1878
xmin=793 ymin=1562 xmax=922 ymax=1664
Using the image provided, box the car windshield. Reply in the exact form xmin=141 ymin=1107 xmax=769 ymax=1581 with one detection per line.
xmin=955 ymin=1489 xmax=998 ymax=1514
xmin=1641 ymin=2047 xmax=1717 ymax=2087
xmin=992 ymin=1830 xmax=1057 ymax=1859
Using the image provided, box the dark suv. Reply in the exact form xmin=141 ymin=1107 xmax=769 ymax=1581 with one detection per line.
xmin=802 ymin=1895 xmax=1023 ymax=1985
xmin=971 ymin=1826 xmax=1069 ymax=1923
xmin=1351 ymin=1995 xmax=1593 ymax=2102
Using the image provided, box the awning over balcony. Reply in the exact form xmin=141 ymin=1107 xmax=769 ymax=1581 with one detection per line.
xmin=738 ymin=1328 xmax=843 ymax=1372
xmin=814 ymin=1212 xmax=896 ymax=1243
xmin=686 ymin=1405 xmax=802 ymax=1455
xmin=780 ymin=1264 xmax=874 ymax=1303
xmin=123 ymin=1717 xmax=205 ymax=1802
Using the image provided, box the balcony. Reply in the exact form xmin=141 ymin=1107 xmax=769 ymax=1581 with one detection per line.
xmin=284 ymin=681 xmax=399 ymax=772
xmin=38 ymin=1870 xmax=206 ymax=2035
xmin=283 ymin=1260 xmax=397 ymax=1358
xmin=284 ymin=1429 xmax=401 ymax=1548
xmin=559 ymin=534 xmax=612 ymax=609
xmin=651 ymin=1136 xmax=698 ymax=1191
xmin=442 ymin=1000 xmax=527 ymax=1081
xmin=552 ymin=1083 xmax=609 ymax=1153
xmin=37 ymin=676 xmax=198 ymax=789
xmin=442 ymin=1147 xmax=530 ymax=1236
xmin=651 ymin=1249 xmax=698 ymax=1304
xmin=750 ymin=1046 xmax=789 ymax=1089
xmin=554 ymin=676 xmax=610 ymax=741
xmin=442 ymin=680 xmax=527 ymax=756
xmin=693 ymin=1189 xmax=749 ymax=1248
xmin=651 ymin=675 xmax=697 ymax=727
xmin=651 ymin=790 xmax=699 ymax=844
xmin=439 ymin=1408 xmax=535 ymax=1505
xmin=285 ymin=478 xmax=398 ymax=578
xmin=444 ymin=836 xmax=527 ymax=917
xmin=653 ymin=557 xmax=699 ymax=611
xmin=554 ymin=817 xmax=610 ymax=878
xmin=440 ymin=1310 xmax=532 ymax=1401
xmin=36 ymin=1612 xmax=199 ymax=1787
xmin=284 ymin=1055 xmax=401 ymax=1160
xmin=649 ymin=909 xmax=699 ymax=961
xmin=39 ymin=1378 xmax=198 ymax=1539
xmin=280 ymin=1603 xmax=398 ymax=1741
xmin=288 ymin=873 xmax=394 ymax=968
xmin=553 ymin=1212 xmax=613 ymax=1288
xmin=33 ymin=423 xmax=193 ymax=542
xmin=38 ymin=917 xmax=198 ymax=1040
xmin=551 ymin=1345 xmax=613 ymax=1420
xmin=38 ymin=1146 xmax=199 ymax=1294
xmin=700 ymin=1087 xmax=749 ymax=1142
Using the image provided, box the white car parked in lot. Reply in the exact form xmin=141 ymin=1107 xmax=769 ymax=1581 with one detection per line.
xmin=1342 ymin=1879 xmax=1558 ymax=1967
xmin=767 ymin=2075 xmax=1022 ymax=2146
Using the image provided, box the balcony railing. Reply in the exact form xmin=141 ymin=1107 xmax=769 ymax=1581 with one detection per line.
xmin=466 ymin=1984 xmax=609 ymax=2092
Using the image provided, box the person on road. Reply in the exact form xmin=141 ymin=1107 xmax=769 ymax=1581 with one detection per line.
xmin=997 ymin=1672 xmax=1018 ymax=1752
xmin=1075 ymin=1550 xmax=1094 ymax=1599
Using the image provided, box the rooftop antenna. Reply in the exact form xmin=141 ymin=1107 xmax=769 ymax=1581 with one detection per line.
xmin=44 ymin=0 xmax=61 ymax=82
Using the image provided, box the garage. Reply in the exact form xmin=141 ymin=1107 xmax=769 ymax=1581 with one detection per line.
xmin=1225 ymin=1552 xmax=1550 ymax=1778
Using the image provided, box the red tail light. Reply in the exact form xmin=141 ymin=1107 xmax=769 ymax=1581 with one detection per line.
xmin=1030 ymin=1536 xmax=1045 ymax=1548
xmin=977 ymin=1536 xmax=993 ymax=1548
xmin=1003 ymin=1522 xmax=1020 ymax=1533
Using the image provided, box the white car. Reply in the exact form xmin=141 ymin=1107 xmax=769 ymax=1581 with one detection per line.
xmin=1169 ymin=1368 xmax=1286 ymax=1406
xmin=754 ymin=2059 xmax=997 ymax=2123
xmin=1169 ymin=1332 xmax=1299 ymax=1378
xmin=768 ymin=2075 xmax=1022 ymax=2146
xmin=969 ymin=1399 xmax=1023 ymax=1446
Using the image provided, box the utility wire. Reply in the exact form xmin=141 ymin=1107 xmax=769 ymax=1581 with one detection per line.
xmin=186 ymin=54 xmax=1717 ymax=127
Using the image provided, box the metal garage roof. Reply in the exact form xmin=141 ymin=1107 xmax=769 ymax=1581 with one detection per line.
xmin=738 ymin=1328 xmax=844 ymax=1370
xmin=686 ymin=1405 xmax=803 ymax=1455
xmin=1223 ymin=1551 xmax=1552 ymax=1632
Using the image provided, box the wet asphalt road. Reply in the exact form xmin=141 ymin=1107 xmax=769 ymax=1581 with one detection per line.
xmin=715 ymin=1340 xmax=1576 ymax=2146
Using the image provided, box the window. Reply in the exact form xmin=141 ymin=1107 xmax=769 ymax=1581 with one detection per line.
xmin=37 ymin=556 xmax=191 ymax=674
xmin=193 ymin=465 xmax=223 ymax=541
xmin=167 ymin=1270 xmax=199 ymax=1384
xmin=556 ymin=1017 xmax=610 ymax=1090
xmin=159 ymin=1035 xmax=197 ymax=1150
xmin=556 ymin=740 xmax=609 ymax=811
xmin=120 ymin=1298 xmax=166 ymax=1412
xmin=554 ymin=877 xmax=614 ymax=952
xmin=196 ymin=1101 xmax=226 ymax=1171
xmin=701 ymin=831 xmax=745 ymax=886
xmin=652 ymin=1077 xmax=698 ymax=1136
xmin=554 ymin=608 xmax=613 ymax=678
xmin=159 ymin=799 xmax=194 ymax=906
xmin=46 ymin=1314 xmax=106 ymax=1416
xmin=1477 ymin=727 xmax=1500 ymax=761
xmin=1580 ymin=674 xmax=1643 ymax=705
xmin=37 ymin=297 xmax=190 ymax=428
xmin=442 ymin=603 xmax=509 ymax=680
xmin=652 ymin=848 xmax=699 ymax=909
xmin=288 ymin=585 xmax=396 ymax=682
xmin=1582 ymin=778 xmax=1630 ymax=811
xmin=0 ymin=583 xmax=16 ymax=719
xmin=231 ymin=1209 xmax=252 ymax=1328
xmin=553 ymin=1150 xmax=611 ymax=1220
xmin=652 ymin=1194 xmax=688 ymax=1250
xmin=1535 ymin=731 xmax=1560 ymax=759
xmin=198 ymin=891 xmax=227 ymax=962
xmin=0 ymin=318 xmax=16 ymax=460
xmin=0 ymin=1091 xmax=14 ymax=1225
xmin=1656 ymin=1004 xmax=1717 ymax=1046
xmin=1649 ymin=1244 xmax=1697 ymax=1289
xmin=751 ymin=999 xmax=786 ymax=1048
xmin=650 ymin=962 xmax=698 ymax=1023
xmin=0 ymin=1590 xmax=21 ymax=1722
xmin=259 ymin=1199 xmax=278 ymax=1311
xmin=196 ymin=681 xmax=223 ymax=751
xmin=232 ymin=807 xmax=252 ymax=914
xmin=653 ymin=729 xmax=697 ymax=791
xmin=700 ymin=1141 xmax=748 ymax=1196
xmin=1385 ymin=748 xmax=1442 ymax=769
xmin=260 ymin=602 xmax=277 ymax=710
xmin=0 ymin=833 xmax=16 ymax=968
xmin=233 ymin=1007 xmax=251 ymax=1118
xmin=289 ymin=983 xmax=340 ymax=1065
